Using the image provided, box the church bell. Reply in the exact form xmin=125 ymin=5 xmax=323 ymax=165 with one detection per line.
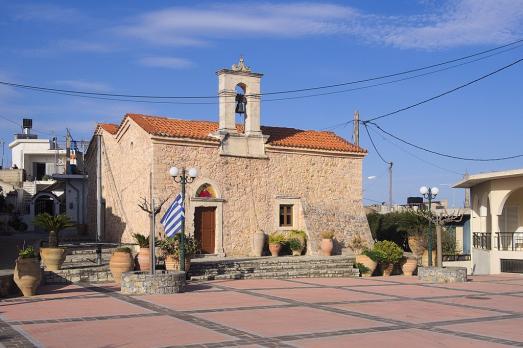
xmin=235 ymin=93 xmax=247 ymax=114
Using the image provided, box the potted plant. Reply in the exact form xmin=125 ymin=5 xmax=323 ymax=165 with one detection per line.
xmin=13 ymin=245 xmax=41 ymax=297
xmin=373 ymin=240 xmax=404 ymax=276
xmin=34 ymin=213 xmax=74 ymax=270
xmin=320 ymin=231 xmax=335 ymax=256
xmin=109 ymin=247 xmax=134 ymax=284
xmin=357 ymin=248 xmax=379 ymax=277
xmin=288 ymin=230 xmax=307 ymax=255
xmin=401 ymin=255 xmax=418 ymax=276
xmin=159 ymin=235 xmax=199 ymax=272
xmin=268 ymin=232 xmax=285 ymax=257
xmin=133 ymin=233 xmax=150 ymax=271
xmin=288 ymin=238 xmax=303 ymax=256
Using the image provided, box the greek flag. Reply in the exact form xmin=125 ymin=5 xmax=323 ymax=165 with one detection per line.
xmin=161 ymin=194 xmax=184 ymax=237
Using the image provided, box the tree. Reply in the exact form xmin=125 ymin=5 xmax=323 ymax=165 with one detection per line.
xmin=406 ymin=208 xmax=463 ymax=267
xmin=33 ymin=213 xmax=74 ymax=247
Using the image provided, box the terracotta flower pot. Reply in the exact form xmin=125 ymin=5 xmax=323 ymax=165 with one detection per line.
xmin=401 ymin=257 xmax=418 ymax=276
xmin=421 ymin=250 xmax=437 ymax=267
xmin=165 ymin=255 xmax=191 ymax=271
xmin=40 ymin=247 xmax=67 ymax=271
xmin=13 ymin=258 xmax=41 ymax=297
xmin=381 ymin=263 xmax=394 ymax=276
xmin=320 ymin=238 xmax=333 ymax=256
xmin=109 ymin=251 xmax=134 ymax=284
xmin=269 ymin=243 xmax=281 ymax=257
xmin=408 ymin=235 xmax=426 ymax=257
xmin=356 ymin=254 xmax=377 ymax=277
xmin=135 ymin=247 xmax=151 ymax=271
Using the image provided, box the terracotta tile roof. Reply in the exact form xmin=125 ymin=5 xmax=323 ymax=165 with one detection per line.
xmin=110 ymin=113 xmax=366 ymax=153
xmin=98 ymin=123 xmax=119 ymax=135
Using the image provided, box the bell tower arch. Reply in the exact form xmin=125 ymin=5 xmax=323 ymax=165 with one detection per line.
xmin=214 ymin=57 xmax=268 ymax=157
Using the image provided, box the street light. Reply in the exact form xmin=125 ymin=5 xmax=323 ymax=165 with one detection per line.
xmin=169 ymin=166 xmax=198 ymax=272
xmin=419 ymin=186 xmax=438 ymax=266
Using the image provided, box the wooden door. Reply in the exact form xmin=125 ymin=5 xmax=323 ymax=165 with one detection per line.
xmin=194 ymin=207 xmax=216 ymax=254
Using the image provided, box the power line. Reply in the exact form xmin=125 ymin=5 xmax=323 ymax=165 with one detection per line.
xmin=1 ymin=38 xmax=522 ymax=101
xmin=363 ymin=122 xmax=390 ymax=165
xmin=367 ymin=124 xmax=464 ymax=175
xmin=364 ymin=56 xmax=523 ymax=123
xmin=369 ymin=122 xmax=523 ymax=162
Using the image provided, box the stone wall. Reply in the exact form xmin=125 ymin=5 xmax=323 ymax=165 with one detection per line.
xmin=86 ymin=120 xmax=153 ymax=243
xmin=87 ymin=118 xmax=372 ymax=255
xmin=152 ymin=139 xmax=372 ymax=256
xmin=0 ymin=169 xmax=24 ymax=187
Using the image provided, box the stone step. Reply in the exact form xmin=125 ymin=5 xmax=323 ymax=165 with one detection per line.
xmin=190 ymin=267 xmax=359 ymax=281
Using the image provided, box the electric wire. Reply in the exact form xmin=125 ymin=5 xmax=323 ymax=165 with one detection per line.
xmin=0 ymin=38 xmax=522 ymax=101
xmin=363 ymin=122 xmax=391 ymax=165
xmin=367 ymin=124 xmax=464 ymax=175
xmin=363 ymin=56 xmax=523 ymax=123
xmin=368 ymin=122 xmax=523 ymax=162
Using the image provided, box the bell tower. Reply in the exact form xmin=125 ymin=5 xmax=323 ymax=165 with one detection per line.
xmin=214 ymin=57 xmax=268 ymax=157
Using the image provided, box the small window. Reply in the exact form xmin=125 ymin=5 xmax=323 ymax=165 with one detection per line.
xmin=279 ymin=204 xmax=293 ymax=227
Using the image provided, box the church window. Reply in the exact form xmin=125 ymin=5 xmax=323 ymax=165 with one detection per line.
xmin=279 ymin=204 xmax=293 ymax=227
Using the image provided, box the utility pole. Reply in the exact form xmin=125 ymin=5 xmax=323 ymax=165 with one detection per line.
xmin=0 ymin=139 xmax=4 ymax=169
xmin=353 ymin=111 xmax=360 ymax=146
xmin=96 ymin=134 xmax=103 ymax=265
xmin=388 ymin=161 xmax=393 ymax=211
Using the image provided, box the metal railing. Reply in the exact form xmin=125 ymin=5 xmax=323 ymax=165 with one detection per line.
xmin=473 ymin=232 xmax=491 ymax=250
xmin=473 ymin=232 xmax=523 ymax=251
xmin=496 ymin=232 xmax=523 ymax=251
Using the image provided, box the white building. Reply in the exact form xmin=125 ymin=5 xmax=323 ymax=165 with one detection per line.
xmin=454 ymin=168 xmax=523 ymax=274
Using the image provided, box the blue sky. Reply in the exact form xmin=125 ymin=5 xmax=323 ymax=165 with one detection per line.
xmin=1 ymin=0 xmax=523 ymax=207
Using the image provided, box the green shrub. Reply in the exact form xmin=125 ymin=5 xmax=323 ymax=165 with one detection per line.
xmin=355 ymin=262 xmax=370 ymax=275
xmin=269 ymin=232 xmax=285 ymax=245
xmin=320 ymin=231 xmax=335 ymax=239
xmin=288 ymin=230 xmax=307 ymax=242
xmin=115 ymin=247 xmax=132 ymax=254
xmin=132 ymin=233 xmax=149 ymax=248
xmin=158 ymin=234 xmax=200 ymax=258
xmin=288 ymin=238 xmax=302 ymax=251
xmin=362 ymin=248 xmax=380 ymax=261
xmin=373 ymin=240 xmax=404 ymax=265
xmin=18 ymin=245 xmax=36 ymax=259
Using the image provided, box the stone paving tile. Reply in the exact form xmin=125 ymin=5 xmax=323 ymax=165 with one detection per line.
xmin=289 ymin=277 xmax=393 ymax=287
xmin=328 ymin=299 xmax=506 ymax=324
xmin=427 ymin=281 xmax=523 ymax=294
xmin=19 ymin=315 xmax=236 ymax=348
xmin=193 ymin=306 xmax=391 ymax=338
xmin=441 ymin=317 xmax=523 ymax=343
xmin=1 ymin=296 xmax=152 ymax=321
xmin=142 ymin=290 xmax=285 ymax=311
xmin=211 ymin=279 xmax=313 ymax=290
xmin=357 ymin=284 xmax=473 ymax=298
xmin=435 ymin=294 xmax=523 ymax=313
xmin=252 ymin=287 xmax=393 ymax=304
xmin=286 ymin=328 xmax=516 ymax=348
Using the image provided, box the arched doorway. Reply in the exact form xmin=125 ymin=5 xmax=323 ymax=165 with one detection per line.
xmin=498 ymin=187 xmax=523 ymax=251
xmin=194 ymin=183 xmax=217 ymax=254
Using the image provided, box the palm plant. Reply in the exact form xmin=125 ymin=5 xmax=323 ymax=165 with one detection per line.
xmin=33 ymin=213 xmax=74 ymax=248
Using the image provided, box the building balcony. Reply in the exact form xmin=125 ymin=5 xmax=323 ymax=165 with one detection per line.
xmin=473 ymin=232 xmax=523 ymax=251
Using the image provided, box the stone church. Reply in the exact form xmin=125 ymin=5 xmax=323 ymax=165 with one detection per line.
xmin=86 ymin=58 xmax=372 ymax=256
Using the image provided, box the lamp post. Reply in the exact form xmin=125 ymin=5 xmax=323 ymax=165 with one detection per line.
xmin=419 ymin=186 xmax=439 ymax=267
xmin=169 ymin=166 xmax=198 ymax=272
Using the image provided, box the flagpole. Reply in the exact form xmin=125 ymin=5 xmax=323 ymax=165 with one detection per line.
xmin=180 ymin=168 xmax=186 ymax=272
xmin=150 ymin=170 xmax=156 ymax=275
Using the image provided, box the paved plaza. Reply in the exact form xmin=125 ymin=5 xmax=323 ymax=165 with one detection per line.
xmin=1 ymin=274 xmax=523 ymax=347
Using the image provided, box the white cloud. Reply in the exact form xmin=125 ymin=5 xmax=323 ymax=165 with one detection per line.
xmin=369 ymin=0 xmax=523 ymax=49
xmin=115 ymin=3 xmax=358 ymax=46
xmin=54 ymin=80 xmax=112 ymax=92
xmin=114 ymin=1 xmax=523 ymax=50
xmin=138 ymin=56 xmax=194 ymax=69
